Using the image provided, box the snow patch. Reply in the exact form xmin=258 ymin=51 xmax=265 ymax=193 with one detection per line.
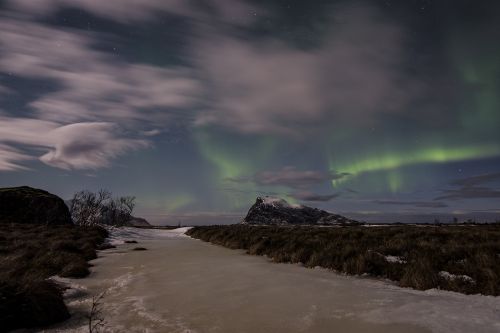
xmin=105 ymin=226 xmax=192 ymax=245
xmin=126 ymin=296 xmax=171 ymax=325
xmin=50 ymin=276 xmax=88 ymax=299
xmin=107 ymin=272 xmax=136 ymax=293
xmin=384 ymin=255 xmax=406 ymax=264
xmin=261 ymin=196 xmax=303 ymax=209
xmin=169 ymin=227 xmax=192 ymax=234
xmin=439 ymin=271 xmax=475 ymax=283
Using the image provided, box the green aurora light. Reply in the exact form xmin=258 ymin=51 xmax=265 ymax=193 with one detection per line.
xmin=329 ymin=144 xmax=500 ymax=189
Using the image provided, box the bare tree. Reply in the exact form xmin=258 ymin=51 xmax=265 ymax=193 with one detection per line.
xmin=70 ymin=189 xmax=111 ymax=226
xmin=101 ymin=196 xmax=136 ymax=226
xmin=87 ymin=291 xmax=106 ymax=333
xmin=118 ymin=196 xmax=135 ymax=224
xmin=70 ymin=189 xmax=135 ymax=226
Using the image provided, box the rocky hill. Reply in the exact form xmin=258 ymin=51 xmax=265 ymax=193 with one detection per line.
xmin=0 ymin=186 xmax=72 ymax=225
xmin=125 ymin=216 xmax=152 ymax=227
xmin=242 ymin=197 xmax=360 ymax=226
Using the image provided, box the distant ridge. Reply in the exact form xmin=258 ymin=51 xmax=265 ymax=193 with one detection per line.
xmin=126 ymin=216 xmax=151 ymax=227
xmin=242 ymin=197 xmax=360 ymax=226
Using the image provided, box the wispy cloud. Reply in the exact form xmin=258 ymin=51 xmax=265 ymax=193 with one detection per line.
xmin=435 ymin=172 xmax=500 ymax=200
xmin=0 ymin=18 xmax=201 ymax=124
xmin=451 ymin=172 xmax=500 ymax=187
xmin=228 ymin=166 xmax=348 ymax=189
xmin=435 ymin=187 xmax=500 ymax=201
xmin=141 ymin=129 xmax=162 ymax=137
xmin=39 ymin=123 xmax=149 ymax=170
xmin=0 ymin=0 xmax=266 ymax=171
xmin=0 ymin=144 xmax=33 ymax=171
xmin=7 ymin=0 xmax=261 ymax=25
xmin=289 ymin=191 xmax=340 ymax=202
xmin=0 ymin=84 xmax=12 ymax=96
xmin=0 ymin=14 xmax=200 ymax=170
xmin=373 ymin=200 xmax=448 ymax=208
xmin=0 ymin=1 xmax=432 ymax=172
xmin=194 ymin=4 xmax=425 ymax=136
xmin=0 ymin=118 xmax=147 ymax=170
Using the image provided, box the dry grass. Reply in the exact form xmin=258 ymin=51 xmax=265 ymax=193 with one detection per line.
xmin=187 ymin=224 xmax=500 ymax=296
xmin=0 ymin=223 xmax=108 ymax=331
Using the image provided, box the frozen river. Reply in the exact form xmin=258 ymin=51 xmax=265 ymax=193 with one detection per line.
xmin=46 ymin=227 xmax=500 ymax=333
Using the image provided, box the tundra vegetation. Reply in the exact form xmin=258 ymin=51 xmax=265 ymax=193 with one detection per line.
xmin=187 ymin=224 xmax=500 ymax=296
xmin=0 ymin=224 xmax=108 ymax=331
xmin=0 ymin=187 xmax=135 ymax=331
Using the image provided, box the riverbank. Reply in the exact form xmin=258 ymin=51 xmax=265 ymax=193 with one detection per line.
xmin=0 ymin=223 xmax=108 ymax=331
xmin=187 ymin=224 xmax=500 ymax=295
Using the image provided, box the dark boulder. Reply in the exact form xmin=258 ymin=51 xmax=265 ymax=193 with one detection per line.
xmin=0 ymin=186 xmax=72 ymax=225
xmin=242 ymin=197 xmax=360 ymax=226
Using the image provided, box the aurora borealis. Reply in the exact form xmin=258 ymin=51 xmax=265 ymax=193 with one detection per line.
xmin=0 ymin=0 xmax=499 ymax=224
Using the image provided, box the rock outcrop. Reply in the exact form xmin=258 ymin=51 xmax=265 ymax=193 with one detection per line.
xmin=0 ymin=186 xmax=72 ymax=225
xmin=242 ymin=197 xmax=360 ymax=226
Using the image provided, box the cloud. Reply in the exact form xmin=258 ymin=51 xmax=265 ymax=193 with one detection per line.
xmin=0 ymin=15 xmax=200 ymax=170
xmin=6 ymin=0 xmax=415 ymax=139
xmin=435 ymin=187 xmax=500 ymax=201
xmin=0 ymin=1 xmax=448 ymax=172
xmin=218 ymin=187 xmax=279 ymax=196
xmin=0 ymin=117 xmax=147 ymax=170
xmin=0 ymin=18 xmax=201 ymax=124
xmin=289 ymin=191 xmax=340 ymax=202
xmin=141 ymin=129 xmax=162 ymax=137
xmin=373 ymin=200 xmax=448 ymax=208
xmin=451 ymin=172 xmax=500 ymax=187
xmin=219 ymin=186 xmax=339 ymax=202
xmin=8 ymin=0 xmax=187 ymax=22
xmin=0 ymin=84 xmax=12 ymax=96
xmin=434 ymin=172 xmax=500 ymax=200
xmin=7 ymin=0 xmax=260 ymax=25
xmin=39 ymin=123 xmax=148 ymax=170
xmin=194 ymin=4 xmax=423 ymax=136
xmin=228 ymin=166 xmax=349 ymax=189
xmin=0 ymin=144 xmax=33 ymax=171
xmin=0 ymin=1 xmax=262 ymax=171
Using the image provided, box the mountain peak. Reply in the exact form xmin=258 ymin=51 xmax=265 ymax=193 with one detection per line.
xmin=243 ymin=197 xmax=360 ymax=226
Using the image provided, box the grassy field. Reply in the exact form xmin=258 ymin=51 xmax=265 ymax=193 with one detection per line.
xmin=187 ymin=224 xmax=500 ymax=296
xmin=0 ymin=223 xmax=108 ymax=331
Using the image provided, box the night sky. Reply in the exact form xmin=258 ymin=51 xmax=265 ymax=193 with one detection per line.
xmin=1 ymin=0 xmax=499 ymax=224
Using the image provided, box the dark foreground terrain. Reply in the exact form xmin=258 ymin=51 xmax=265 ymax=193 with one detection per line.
xmin=0 ymin=224 xmax=108 ymax=332
xmin=187 ymin=224 xmax=500 ymax=296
